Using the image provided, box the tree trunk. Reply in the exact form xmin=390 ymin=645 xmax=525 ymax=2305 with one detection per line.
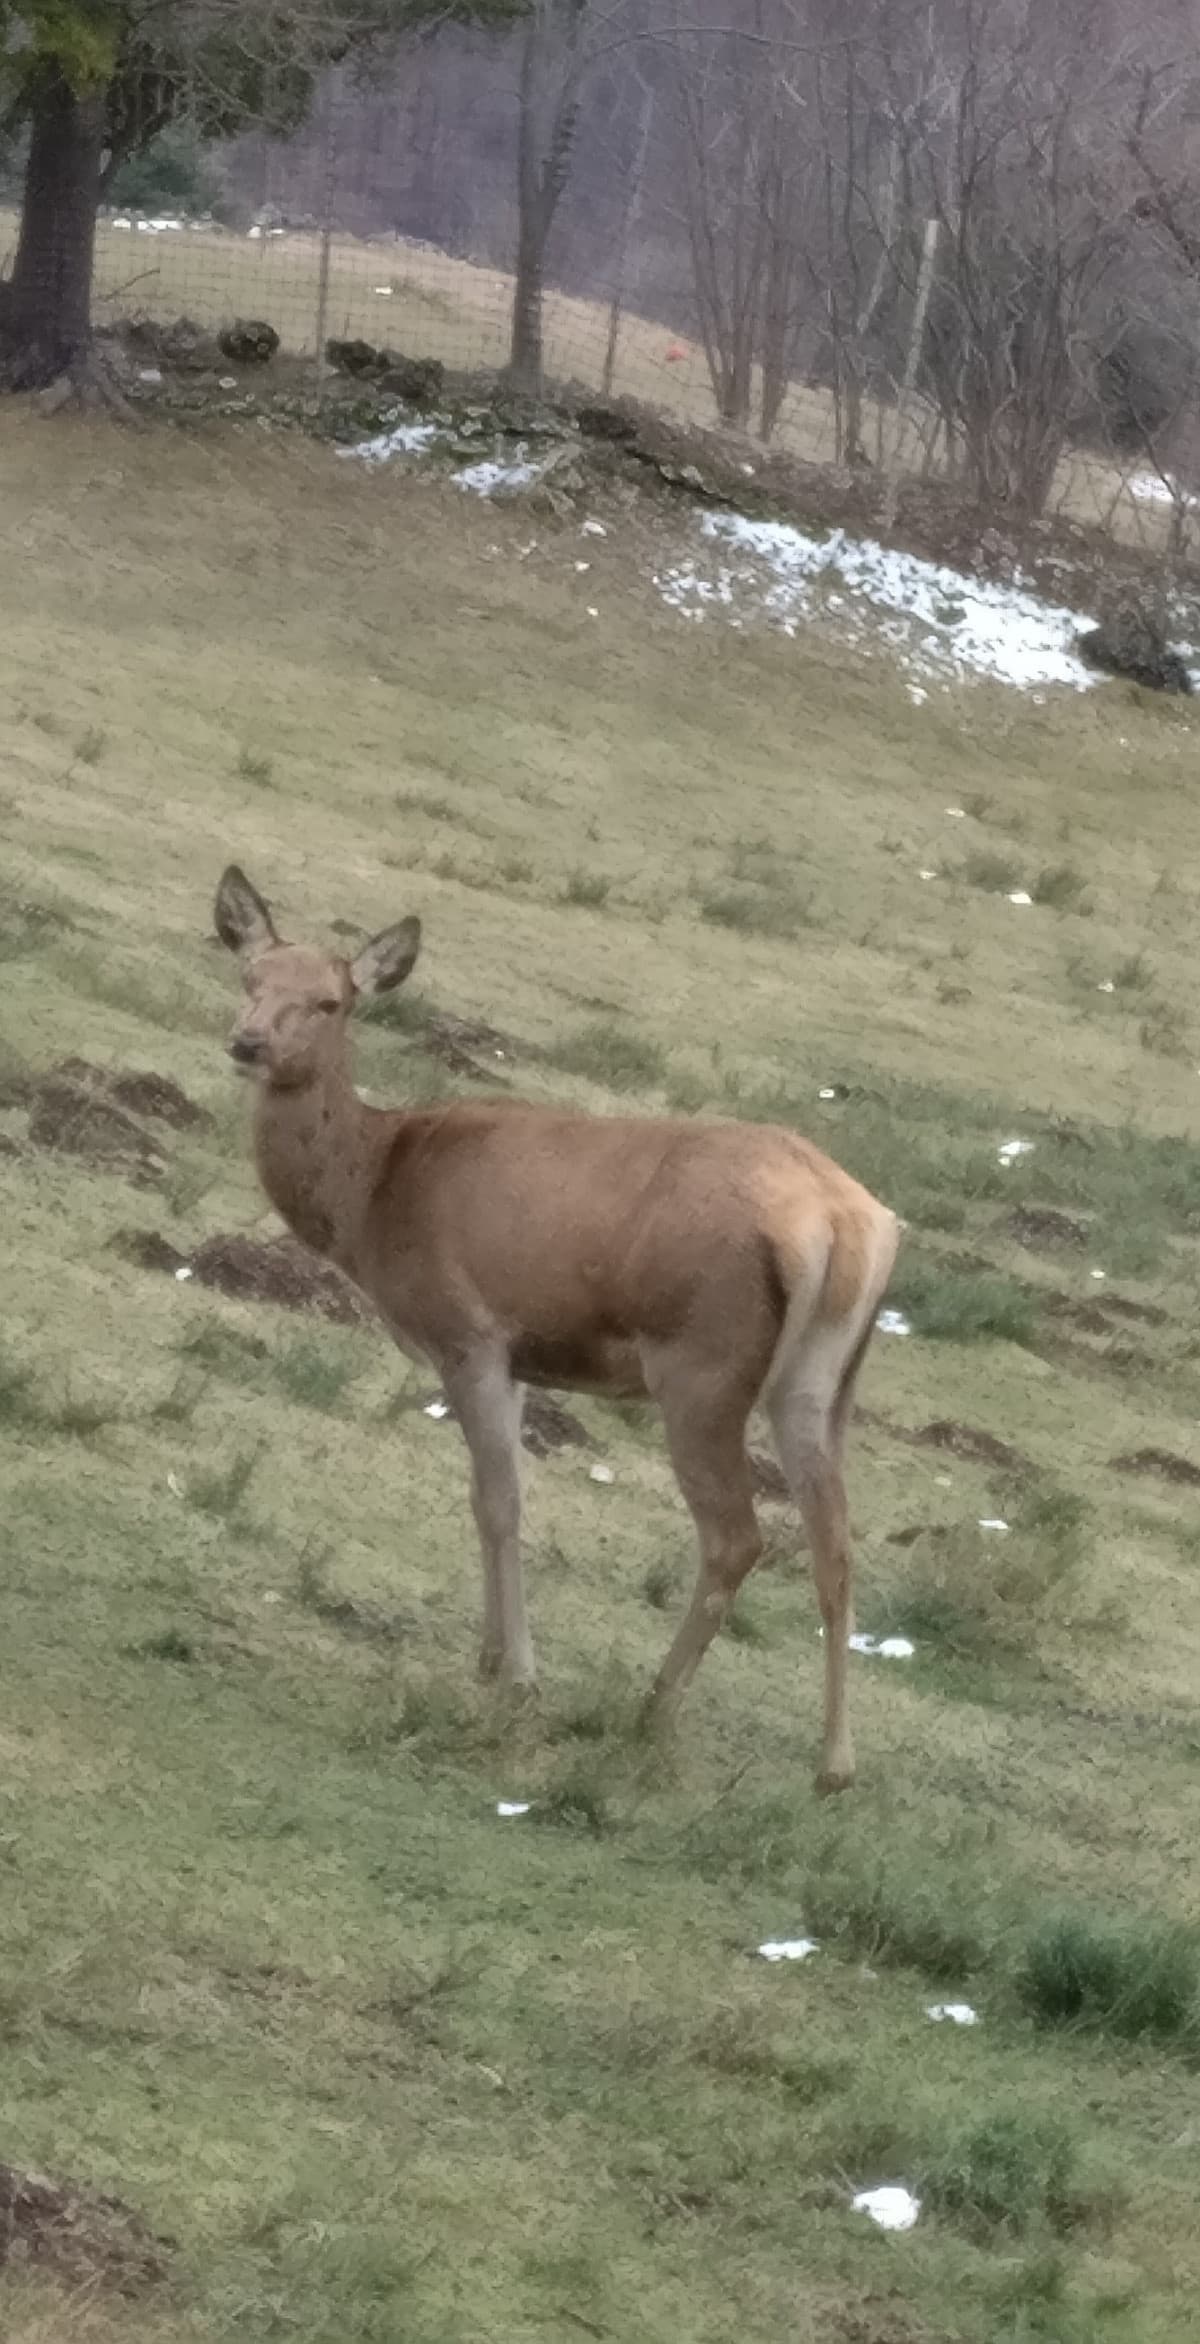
xmin=509 ymin=198 xmax=548 ymax=394
xmin=0 ymin=70 xmax=107 ymax=391
xmin=507 ymin=4 xmax=585 ymax=398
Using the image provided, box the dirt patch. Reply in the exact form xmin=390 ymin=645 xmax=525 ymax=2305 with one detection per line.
xmin=422 ymin=1011 xmax=515 ymax=1083
xmin=0 ymin=1060 xmax=208 ymax=1187
xmin=1111 ymin=1446 xmax=1200 ymax=1487
xmin=189 ymin=1234 xmax=372 ymax=1324
xmin=522 ymin=1391 xmax=595 ymax=1458
xmin=55 ymin=1057 xmax=210 ymax=1131
xmin=0 ymin=2161 xmax=170 ymax=2295
xmin=913 ymin=1419 xmax=1030 ymax=1472
xmin=109 ymin=1228 xmax=189 ymax=1276
xmin=1005 ymin=1205 xmax=1089 ymax=1251
xmin=114 ymin=1224 xmax=372 ymax=1322
xmin=1097 ymin=1292 xmax=1168 ymax=1327
xmin=27 ymin=1076 xmax=167 ymax=1185
xmin=886 ymin=1522 xmax=953 ymax=1548
xmin=1041 ymin=1292 xmax=1119 ymax=1335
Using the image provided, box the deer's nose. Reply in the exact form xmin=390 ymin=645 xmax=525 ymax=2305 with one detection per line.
xmin=229 ymin=1034 xmax=266 ymax=1066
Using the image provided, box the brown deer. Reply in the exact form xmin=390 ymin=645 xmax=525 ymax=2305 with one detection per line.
xmin=214 ymin=865 xmax=900 ymax=1791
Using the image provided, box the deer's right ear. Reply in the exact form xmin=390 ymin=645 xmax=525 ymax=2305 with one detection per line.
xmin=214 ymin=865 xmax=278 ymax=956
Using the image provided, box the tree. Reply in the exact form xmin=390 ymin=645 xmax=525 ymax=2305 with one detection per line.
xmin=508 ymin=0 xmax=598 ymax=392
xmin=0 ymin=0 xmax=527 ymax=395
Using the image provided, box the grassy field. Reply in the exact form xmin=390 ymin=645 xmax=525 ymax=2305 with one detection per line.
xmin=0 ymin=203 xmax=1177 ymax=555
xmin=2 ymin=404 xmax=1200 ymax=2344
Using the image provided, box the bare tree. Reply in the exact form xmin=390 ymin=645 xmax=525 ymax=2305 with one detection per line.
xmin=508 ymin=0 xmax=598 ymax=391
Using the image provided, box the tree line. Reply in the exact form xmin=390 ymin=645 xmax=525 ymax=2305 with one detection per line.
xmin=5 ymin=0 xmax=1200 ymax=518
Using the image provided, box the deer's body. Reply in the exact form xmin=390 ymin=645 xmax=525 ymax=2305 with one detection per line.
xmin=216 ymin=867 xmax=900 ymax=1790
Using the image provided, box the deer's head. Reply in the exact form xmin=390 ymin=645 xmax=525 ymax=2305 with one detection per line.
xmin=214 ymin=865 xmax=420 ymax=1090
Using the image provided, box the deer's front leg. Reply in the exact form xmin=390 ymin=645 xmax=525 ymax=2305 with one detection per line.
xmin=442 ymin=1355 xmax=533 ymax=1688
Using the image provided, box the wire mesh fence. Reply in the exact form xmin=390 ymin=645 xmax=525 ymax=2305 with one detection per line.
xmin=3 ymin=11 xmax=1200 ymax=571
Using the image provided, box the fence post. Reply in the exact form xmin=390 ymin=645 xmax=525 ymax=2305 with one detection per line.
xmin=881 ymin=215 xmax=939 ymax=533
xmin=313 ymin=79 xmax=338 ymax=396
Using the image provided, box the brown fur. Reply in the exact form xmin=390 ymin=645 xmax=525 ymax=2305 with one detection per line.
xmin=214 ymin=865 xmax=900 ymax=1789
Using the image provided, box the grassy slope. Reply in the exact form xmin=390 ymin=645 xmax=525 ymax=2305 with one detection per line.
xmin=1 ymin=410 xmax=1199 ymax=2344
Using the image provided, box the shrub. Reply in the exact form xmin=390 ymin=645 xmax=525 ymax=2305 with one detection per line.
xmin=1017 ymin=1912 xmax=1199 ymax=2043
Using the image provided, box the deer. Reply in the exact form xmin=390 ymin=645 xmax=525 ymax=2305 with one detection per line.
xmin=214 ymin=864 xmax=901 ymax=1792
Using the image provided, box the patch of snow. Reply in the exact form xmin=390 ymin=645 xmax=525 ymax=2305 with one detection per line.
xmin=655 ymin=509 xmax=1101 ymax=693
xmin=850 ymin=1633 xmax=916 ymax=1659
xmin=1090 ymin=1268 xmax=1107 ymax=1281
xmin=424 ymin=1400 xmax=450 ymax=1421
xmin=978 ymin=1518 xmax=1010 ymax=1534
xmin=758 ymin=1938 xmax=819 ymax=1961
xmin=581 ymin=518 xmax=607 ymax=537
xmin=876 ymin=1309 xmax=911 ymax=1336
xmin=1129 ymin=471 xmax=1199 ymax=509
xmin=496 ymin=1801 xmax=531 ymax=1818
xmin=945 ymin=806 xmax=966 ymax=817
xmin=997 ymin=1138 xmax=1034 ymax=1162
xmin=137 ymin=367 xmax=163 ymax=386
xmin=589 ymin=1463 xmax=615 ymax=1484
xmin=927 ymin=2002 xmax=979 ymax=2026
xmin=853 ymin=2186 xmax=920 ymax=2232
xmin=1097 ymin=979 xmax=1115 ymax=993
xmin=1006 ymin=889 xmax=1033 ymax=906
xmin=455 ymin=456 xmax=544 ymax=497
xmin=340 ymin=420 xmax=441 ymax=467
xmin=818 ymin=1085 xmax=837 ymax=1100
xmin=909 ymin=685 xmax=929 ymax=705
xmin=918 ymin=868 xmax=937 ymax=881
xmin=574 ymin=560 xmax=591 ymax=572
xmin=173 ymin=1265 xmax=193 ymax=1282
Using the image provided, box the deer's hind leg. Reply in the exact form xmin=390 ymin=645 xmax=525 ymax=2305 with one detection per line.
xmin=641 ymin=1350 xmax=763 ymax=1711
xmin=765 ymin=1315 xmax=881 ymax=1795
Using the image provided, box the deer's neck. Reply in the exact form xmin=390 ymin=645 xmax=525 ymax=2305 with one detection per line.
xmin=251 ymin=1064 xmax=380 ymax=1271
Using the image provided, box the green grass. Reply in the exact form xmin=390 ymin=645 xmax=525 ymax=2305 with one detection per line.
xmin=2 ymin=410 xmax=1200 ymax=2344
xmin=1017 ymin=1914 xmax=1200 ymax=2044
xmin=545 ymin=1017 xmax=668 ymax=1091
xmin=886 ymin=1254 xmax=1037 ymax=1344
xmin=920 ymin=2110 xmax=1100 ymax=2241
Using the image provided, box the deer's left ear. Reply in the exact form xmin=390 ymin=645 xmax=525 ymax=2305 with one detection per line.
xmin=215 ymin=865 xmax=279 ymax=956
xmin=349 ymin=916 xmax=421 ymax=999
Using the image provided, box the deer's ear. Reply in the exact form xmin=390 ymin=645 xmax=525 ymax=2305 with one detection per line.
xmin=215 ymin=865 xmax=278 ymax=956
xmin=350 ymin=916 xmax=421 ymax=999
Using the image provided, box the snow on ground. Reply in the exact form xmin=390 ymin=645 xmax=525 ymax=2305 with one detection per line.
xmin=654 ymin=511 xmax=1100 ymax=692
xmin=1128 ymin=471 xmax=1198 ymax=509
xmin=340 ymin=415 xmax=1200 ymax=694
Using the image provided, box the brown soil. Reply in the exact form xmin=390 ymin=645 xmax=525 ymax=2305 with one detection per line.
xmin=112 ymin=1224 xmax=372 ymax=1322
xmin=0 ymin=2161 xmax=170 ymax=2295
xmin=522 ymin=1391 xmax=595 ymax=1458
xmin=1110 ymin=1446 xmax=1200 ymax=1487
xmin=189 ymin=1233 xmax=372 ymax=1324
xmin=1005 ymin=1205 xmax=1089 ymax=1251
xmin=913 ymin=1419 xmax=1030 ymax=1472
xmin=109 ymin=1228 xmax=189 ymax=1276
xmin=55 ymin=1057 xmax=210 ymax=1130
xmin=0 ymin=1059 xmax=208 ymax=1186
